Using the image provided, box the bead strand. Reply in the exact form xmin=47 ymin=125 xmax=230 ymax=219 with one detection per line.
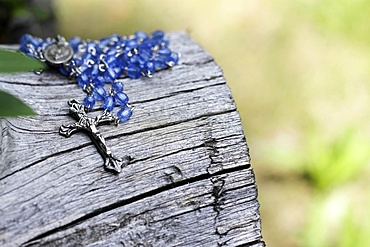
xmin=19 ymin=30 xmax=179 ymax=123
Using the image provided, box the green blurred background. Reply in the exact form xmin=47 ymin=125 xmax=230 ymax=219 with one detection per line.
xmin=3 ymin=0 xmax=370 ymax=246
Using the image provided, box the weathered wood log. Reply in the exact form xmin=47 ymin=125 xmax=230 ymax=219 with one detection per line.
xmin=0 ymin=32 xmax=265 ymax=247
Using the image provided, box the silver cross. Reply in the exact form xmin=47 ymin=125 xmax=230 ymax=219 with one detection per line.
xmin=59 ymin=99 xmax=130 ymax=173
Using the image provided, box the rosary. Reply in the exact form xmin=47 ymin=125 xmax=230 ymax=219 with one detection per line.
xmin=19 ymin=30 xmax=179 ymax=173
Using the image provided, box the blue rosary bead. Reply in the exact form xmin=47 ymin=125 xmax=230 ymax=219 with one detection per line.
xmin=138 ymin=47 xmax=152 ymax=61
xmin=77 ymin=75 xmax=90 ymax=88
xmin=104 ymin=54 xmax=118 ymax=67
xmin=116 ymin=38 xmax=127 ymax=49
xmin=68 ymin=37 xmax=82 ymax=52
xmin=140 ymin=38 xmax=157 ymax=50
xmin=130 ymin=54 xmax=146 ymax=67
xmin=77 ymin=66 xmax=92 ymax=87
xmin=158 ymin=48 xmax=171 ymax=56
xmin=20 ymin=34 xmax=32 ymax=48
xmin=104 ymin=68 xmax=117 ymax=81
xmin=103 ymin=54 xmax=122 ymax=80
xmin=20 ymin=34 xmax=42 ymax=56
xmin=90 ymin=64 xmax=100 ymax=79
xmin=103 ymin=96 xmax=115 ymax=111
xmin=105 ymin=47 xmax=118 ymax=57
xmin=104 ymin=66 xmax=122 ymax=81
xmin=24 ymin=34 xmax=41 ymax=48
xmin=168 ymin=52 xmax=179 ymax=65
xmin=127 ymin=64 xmax=141 ymax=79
xmin=160 ymin=36 xmax=169 ymax=48
xmin=125 ymin=39 xmax=138 ymax=52
xmin=153 ymin=55 xmax=168 ymax=70
xmin=82 ymin=53 xmax=98 ymax=66
xmin=152 ymin=30 xmax=165 ymax=40
xmin=71 ymin=57 xmax=82 ymax=67
xmin=110 ymin=34 xmax=123 ymax=46
xmin=93 ymin=87 xmax=106 ymax=101
xmin=114 ymin=92 xmax=129 ymax=106
xmin=59 ymin=65 xmax=71 ymax=77
xmin=43 ymin=39 xmax=53 ymax=48
xmin=112 ymin=81 xmax=124 ymax=92
xmin=83 ymin=95 xmax=95 ymax=110
xmin=99 ymin=34 xmax=119 ymax=46
xmin=117 ymin=105 xmax=132 ymax=123
xmin=116 ymin=54 xmax=129 ymax=69
xmin=93 ymin=75 xmax=106 ymax=87
xmin=143 ymin=61 xmax=155 ymax=75
xmin=135 ymin=31 xmax=148 ymax=40
xmin=86 ymin=42 xmax=102 ymax=56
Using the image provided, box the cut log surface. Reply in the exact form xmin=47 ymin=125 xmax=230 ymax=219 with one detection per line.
xmin=0 ymin=32 xmax=265 ymax=247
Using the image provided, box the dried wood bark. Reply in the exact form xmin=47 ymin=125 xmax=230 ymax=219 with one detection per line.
xmin=0 ymin=32 xmax=265 ymax=247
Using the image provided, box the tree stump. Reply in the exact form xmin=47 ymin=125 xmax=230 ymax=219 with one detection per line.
xmin=0 ymin=32 xmax=265 ymax=247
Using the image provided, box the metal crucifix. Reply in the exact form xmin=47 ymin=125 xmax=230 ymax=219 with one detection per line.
xmin=59 ymin=99 xmax=130 ymax=173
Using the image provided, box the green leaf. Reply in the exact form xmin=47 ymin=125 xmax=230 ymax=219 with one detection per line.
xmin=0 ymin=48 xmax=44 ymax=73
xmin=0 ymin=90 xmax=36 ymax=116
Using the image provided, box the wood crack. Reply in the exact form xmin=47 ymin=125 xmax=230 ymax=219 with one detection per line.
xmin=112 ymin=108 xmax=236 ymax=141
xmin=5 ymin=119 xmax=57 ymax=134
xmin=0 ymin=141 xmax=92 ymax=181
xmin=131 ymin=132 xmax=241 ymax=164
xmin=125 ymin=76 xmax=225 ymax=105
xmin=21 ymin=164 xmax=251 ymax=246
xmin=236 ymin=240 xmax=266 ymax=247
xmin=0 ymin=79 xmax=74 ymax=86
xmin=0 ymin=109 xmax=236 ymax=181
xmin=181 ymin=57 xmax=215 ymax=66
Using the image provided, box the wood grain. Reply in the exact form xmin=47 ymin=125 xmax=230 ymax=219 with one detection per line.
xmin=0 ymin=32 xmax=265 ymax=246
